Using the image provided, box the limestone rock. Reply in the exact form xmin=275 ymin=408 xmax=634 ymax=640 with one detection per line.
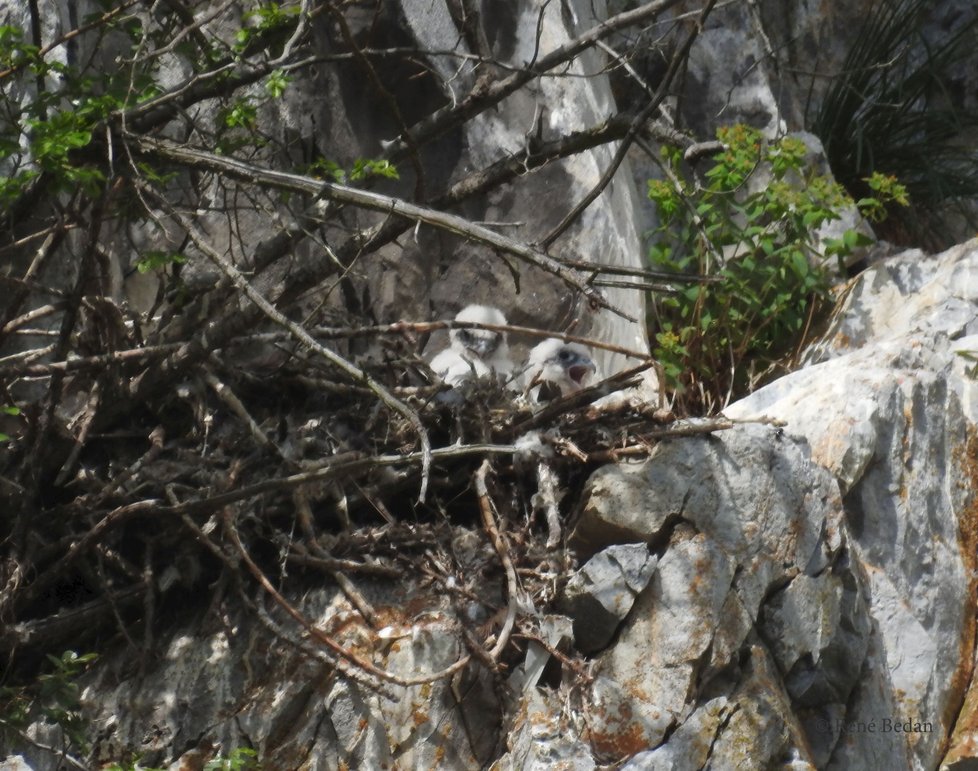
xmin=575 ymin=423 xmax=852 ymax=766
xmin=492 ymin=689 xmax=596 ymax=771
xmin=621 ymin=698 xmax=732 ymax=771
xmin=558 ymin=543 xmax=657 ymax=653
xmin=727 ymin=241 xmax=978 ymax=769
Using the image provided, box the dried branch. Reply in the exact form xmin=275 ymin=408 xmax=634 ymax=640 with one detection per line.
xmin=0 ymin=1 xmax=139 ymax=81
xmin=474 ymin=460 xmax=519 ymax=663
xmin=224 ymin=540 xmax=396 ymax=699
xmin=53 ymin=380 xmax=102 ymax=487
xmin=378 ymin=0 xmax=687 ymax=162
xmin=508 ymin=360 xmax=656 ymax=437
xmin=223 ymin=507 xmax=474 ymax=688
xmin=533 ymin=461 xmax=563 ymax=549
xmin=202 ymin=367 xmax=274 ymax=450
xmin=14 ymin=500 xmax=160 ymax=613
xmin=151 ymin=443 xmax=520 ymax=518
xmin=292 ymin=492 xmax=379 ymax=626
xmin=0 ymin=342 xmax=183 ymax=378
xmin=286 ymin=546 xmax=401 ymax=578
xmin=0 ymin=318 xmax=651 ymax=383
xmin=0 ymin=582 xmax=145 ymax=655
xmin=140 ymin=186 xmax=434 ymax=502
xmin=311 ymin=319 xmax=653 ymax=361
xmin=0 ymin=224 xmax=69 ymax=344
xmin=17 ymin=194 xmax=107 ymax=500
xmin=539 ymin=0 xmax=719 ymax=247
xmin=127 ymin=133 xmax=626 ymax=319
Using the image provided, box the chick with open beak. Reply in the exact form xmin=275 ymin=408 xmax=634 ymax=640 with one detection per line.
xmin=523 ymin=338 xmax=597 ymax=403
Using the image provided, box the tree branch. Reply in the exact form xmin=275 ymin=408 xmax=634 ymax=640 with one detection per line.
xmin=379 ymin=0 xmax=686 ymax=162
xmin=140 ymin=184 xmax=435 ymax=502
xmin=539 ymin=0 xmax=719 ymax=248
xmin=127 ymin=133 xmax=628 ymax=319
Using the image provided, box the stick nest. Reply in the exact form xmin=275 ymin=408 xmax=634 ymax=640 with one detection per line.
xmin=0 ymin=317 xmax=725 ymax=691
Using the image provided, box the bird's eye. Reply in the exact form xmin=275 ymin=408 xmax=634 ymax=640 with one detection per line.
xmin=557 ymin=349 xmax=572 ymax=361
xmin=457 ymin=330 xmax=472 ymax=342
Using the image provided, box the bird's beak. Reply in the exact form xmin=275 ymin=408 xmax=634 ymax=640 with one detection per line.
xmin=469 ymin=335 xmax=500 ymax=358
xmin=568 ymin=358 xmax=596 ymax=385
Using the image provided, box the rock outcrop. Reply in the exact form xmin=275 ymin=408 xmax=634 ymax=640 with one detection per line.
xmin=7 ymin=239 xmax=968 ymax=771
xmin=3 ymin=1 xmax=978 ymax=769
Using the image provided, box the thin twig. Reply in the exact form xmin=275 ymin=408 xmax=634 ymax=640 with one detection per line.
xmin=378 ymin=0 xmax=686 ymax=162
xmin=509 ymin=360 xmax=655 ymax=436
xmin=127 ymin=133 xmax=628 ymax=320
xmin=202 ymin=366 xmax=274 ymax=450
xmin=303 ymin=320 xmax=653 ymax=361
xmin=140 ymin=187 xmax=434 ymax=503
xmin=557 ymin=258 xmax=723 ymax=283
xmin=539 ymin=0 xmax=719 ymax=247
xmin=0 ymin=1 xmax=139 ymax=80
xmin=223 ymin=508 xmax=473 ymax=687
xmin=287 ymin=546 xmax=400 ymax=578
xmin=53 ymin=380 xmax=102 ymax=487
xmin=0 ymin=342 xmax=183 ymax=378
xmin=151 ymin=443 xmax=519 ymax=517
xmin=292 ymin=493 xmax=379 ymax=626
xmin=474 ymin=460 xmax=519 ymax=662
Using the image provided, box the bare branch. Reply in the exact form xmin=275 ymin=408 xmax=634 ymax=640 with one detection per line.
xmin=223 ymin=507 xmax=475 ymax=688
xmin=475 ymin=460 xmax=519 ymax=663
xmin=140 ymin=184 xmax=435 ymax=503
xmin=540 ymin=0 xmax=719 ymax=247
xmin=0 ymin=1 xmax=139 ymax=81
xmin=379 ymin=0 xmax=686 ymax=162
xmin=127 ymin=133 xmax=627 ymax=318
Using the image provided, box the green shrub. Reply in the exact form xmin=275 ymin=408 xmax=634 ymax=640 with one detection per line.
xmin=0 ymin=650 xmax=98 ymax=755
xmin=647 ymin=124 xmax=907 ymax=413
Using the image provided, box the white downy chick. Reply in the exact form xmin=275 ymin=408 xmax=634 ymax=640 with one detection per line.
xmin=429 ymin=305 xmax=513 ymax=386
xmin=523 ymin=338 xmax=597 ymax=403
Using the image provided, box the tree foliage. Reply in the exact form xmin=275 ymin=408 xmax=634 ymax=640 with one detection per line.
xmin=647 ymin=125 xmax=906 ymax=412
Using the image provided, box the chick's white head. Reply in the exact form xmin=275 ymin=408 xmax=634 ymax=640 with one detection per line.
xmin=525 ymin=338 xmax=597 ymax=400
xmin=450 ymin=304 xmax=508 ymax=359
xmin=430 ymin=304 xmax=513 ymax=387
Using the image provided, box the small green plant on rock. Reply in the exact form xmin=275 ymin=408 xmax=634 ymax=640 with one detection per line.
xmin=0 ymin=650 xmax=98 ymax=757
xmin=647 ymin=124 xmax=907 ymax=413
xmin=810 ymin=0 xmax=978 ymax=248
xmin=104 ymin=746 xmax=259 ymax=771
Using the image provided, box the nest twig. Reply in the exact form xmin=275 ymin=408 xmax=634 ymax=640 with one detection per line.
xmin=0 ymin=304 xmax=741 ymax=697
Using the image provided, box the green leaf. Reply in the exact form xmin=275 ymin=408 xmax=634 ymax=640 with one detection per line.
xmin=265 ymin=69 xmax=291 ymax=98
xmin=136 ymin=252 xmax=188 ymax=273
xmin=789 ymin=250 xmax=809 ymax=277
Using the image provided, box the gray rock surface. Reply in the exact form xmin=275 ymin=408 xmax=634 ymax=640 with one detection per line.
xmin=571 ymin=423 xmax=855 ymax=765
xmin=5 ymin=2 xmax=978 ymax=770
xmin=491 ymin=689 xmax=596 ymax=771
xmin=558 ymin=543 xmax=657 ymax=653
xmin=727 ymin=240 xmax=978 ymax=769
xmin=66 ymin=583 xmax=498 ymax=771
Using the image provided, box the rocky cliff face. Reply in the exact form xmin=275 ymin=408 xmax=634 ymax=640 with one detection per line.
xmin=502 ymin=233 xmax=978 ymax=769
xmin=8 ymin=240 xmax=976 ymax=771
xmin=3 ymin=1 xmax=978 ymax=770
